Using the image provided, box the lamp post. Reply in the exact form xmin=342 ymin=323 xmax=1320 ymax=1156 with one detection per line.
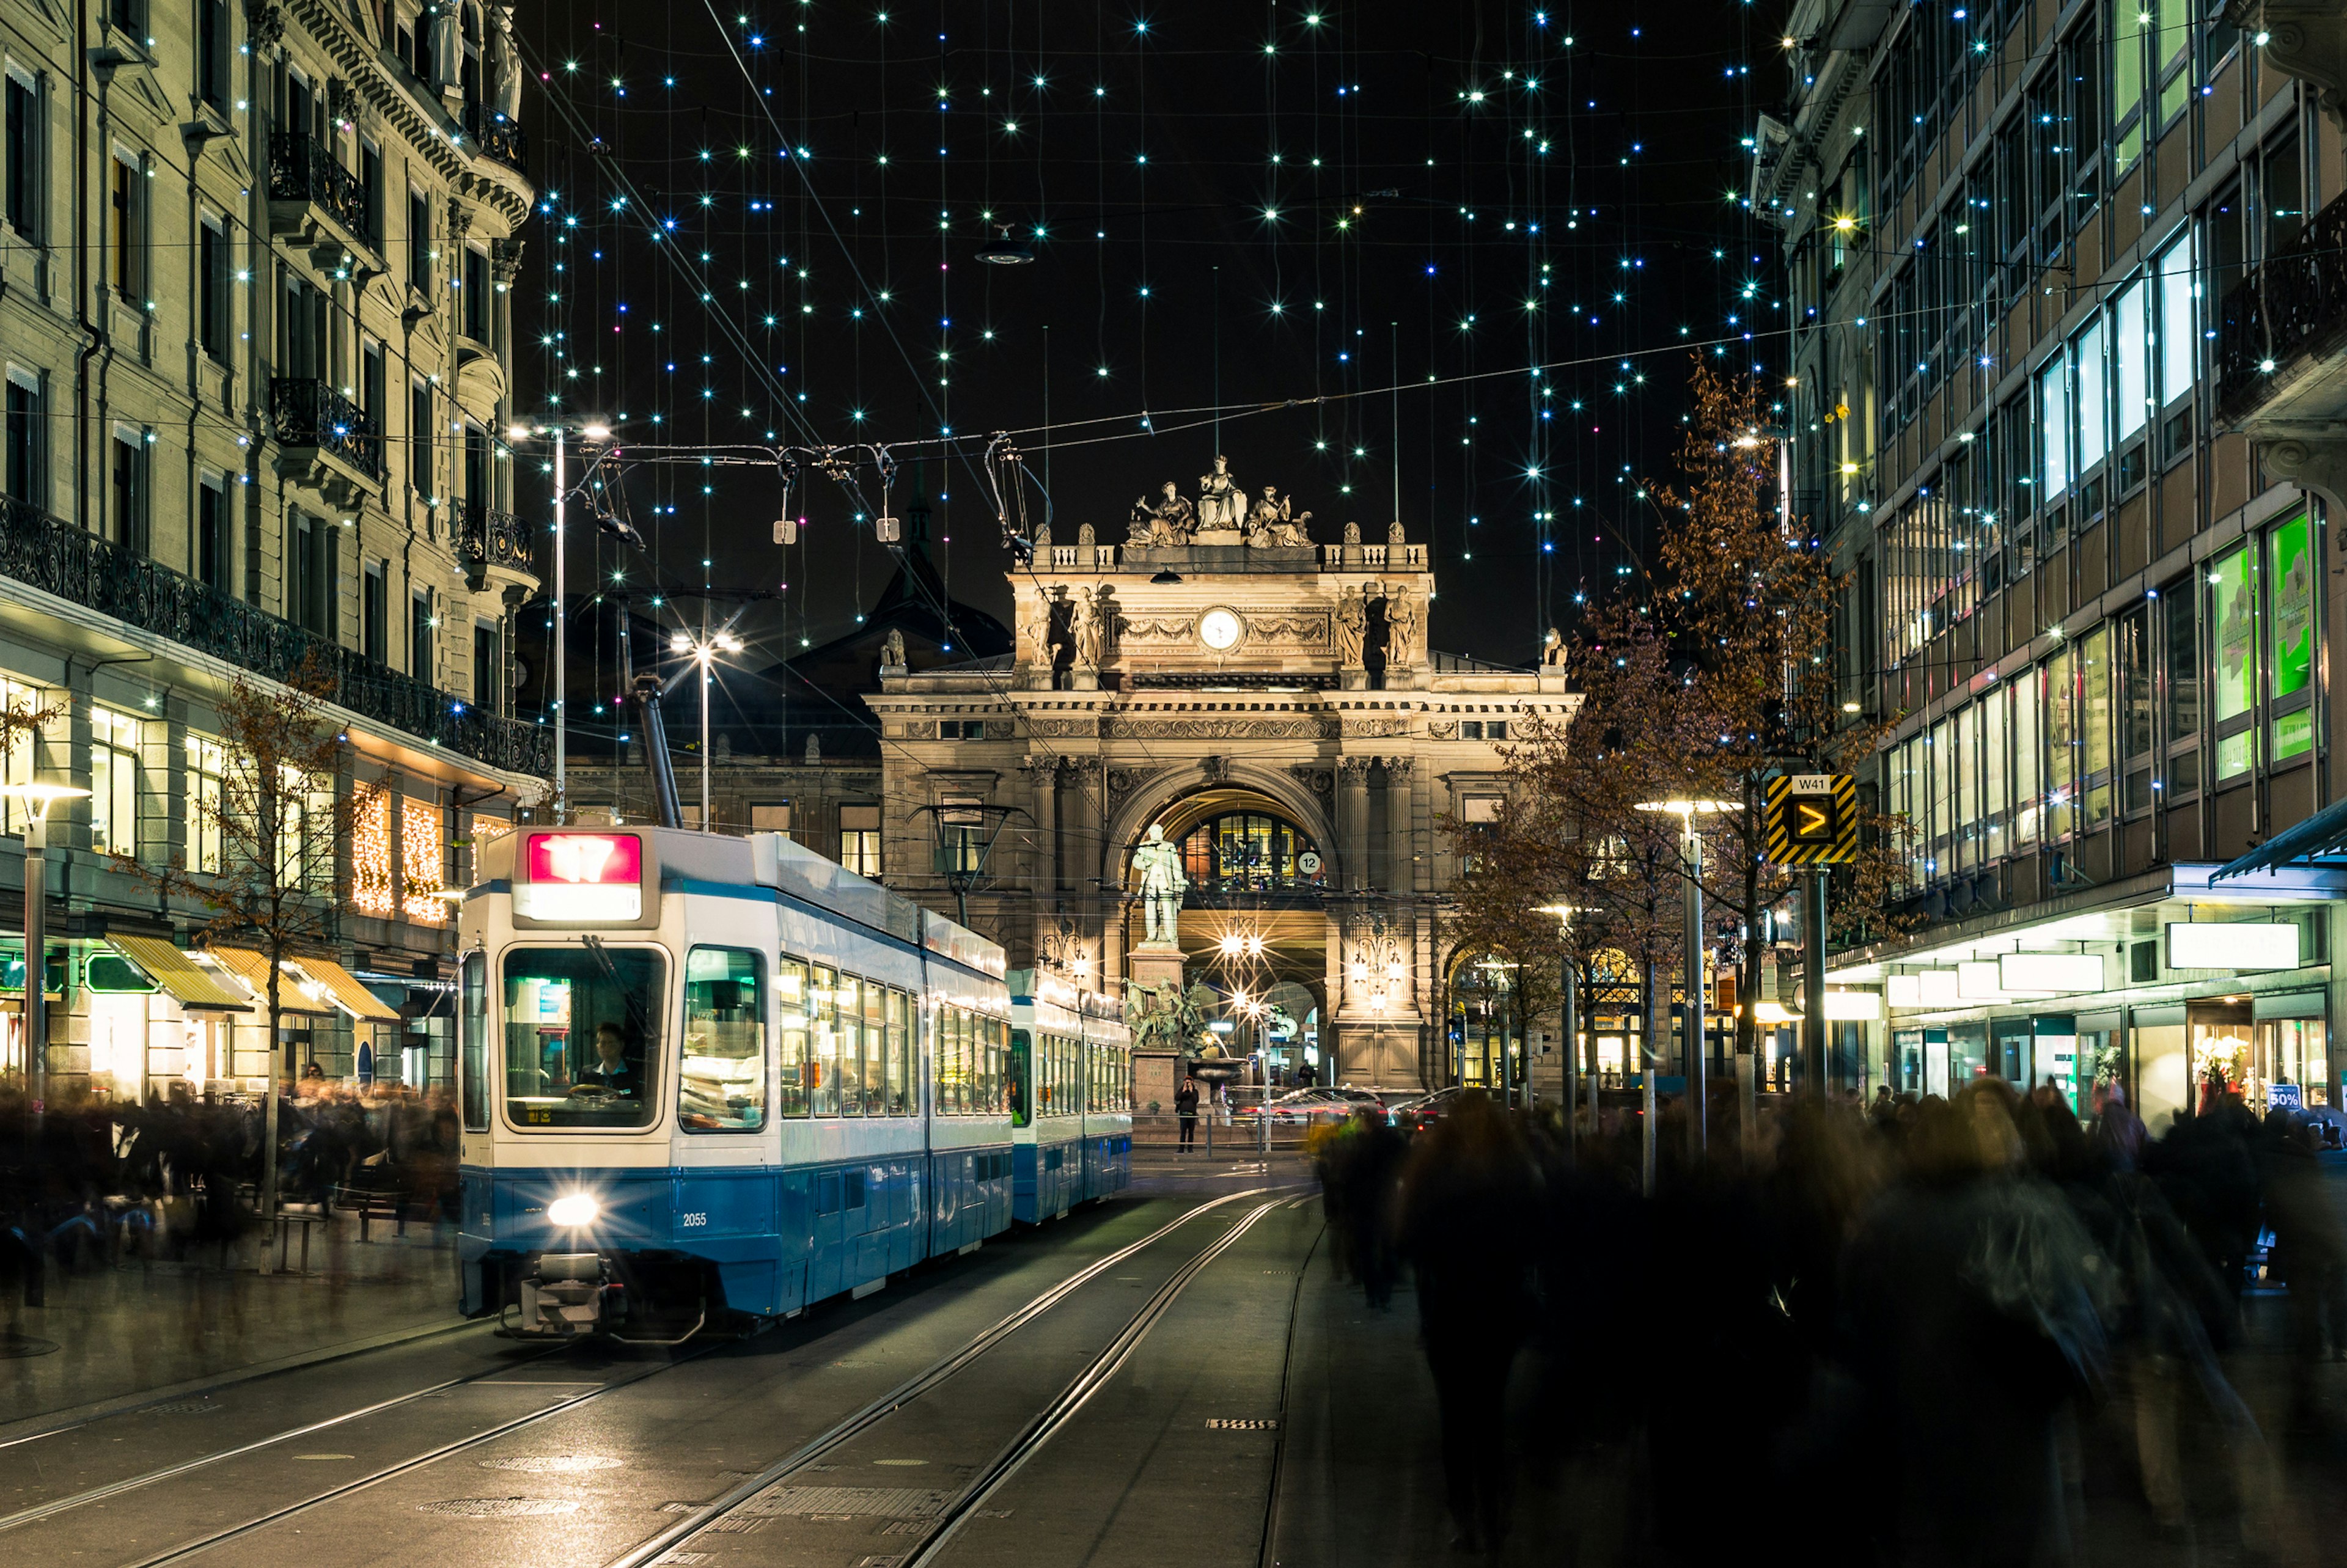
xmin=1537 ymin=904 xmax=1589 ymax=1157
xmin=7 ymin=783 xmax=88 ymax=1118
xmin=669 ymin=630 xmax=743 ymax=830
xmin=516 ymin=418 xmax=614 ymax=824
xmin=1636 ymin=799 xmax=1733 ymax=1167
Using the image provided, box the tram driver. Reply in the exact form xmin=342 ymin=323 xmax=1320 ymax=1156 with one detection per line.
xmin=573 ymin=1021 xmax=640 ymax=1100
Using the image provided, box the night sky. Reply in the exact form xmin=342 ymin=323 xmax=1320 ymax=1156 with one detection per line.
xmin=510 ymin=1 xmax=1782 ymax=749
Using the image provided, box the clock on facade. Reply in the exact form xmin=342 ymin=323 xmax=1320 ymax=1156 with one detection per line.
xmin=1198 ymin=608 xmax=1243 ymax=650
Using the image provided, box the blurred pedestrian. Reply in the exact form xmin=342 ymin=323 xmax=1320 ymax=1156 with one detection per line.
xmin=1397 ymin=1093 xmax=1539 ymax=1556
xmin=1174 ymin=1080 xmax=1199 ymax=1152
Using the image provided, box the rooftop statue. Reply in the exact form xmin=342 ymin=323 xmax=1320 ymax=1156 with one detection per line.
xmin=1197 ymin=455 xmax=1245 ymax=532
xmin=1128 ymin=480 xmax=1197 ymax=545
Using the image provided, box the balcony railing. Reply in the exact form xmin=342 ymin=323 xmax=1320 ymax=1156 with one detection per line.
xmin=0 ymin=494 xmax=551 ymax=777
xmin=454 ymin=499 xmax=543 ymax=582
xmin=461 ymin=103 xmax=528 ymax=176
xmin=268 ymin=131 xmax=373 ymax=244
xmin=2219 ymin=189 xmax=2347 ymax=419
xmin=270 ymin=378 xmax=384 ymax=482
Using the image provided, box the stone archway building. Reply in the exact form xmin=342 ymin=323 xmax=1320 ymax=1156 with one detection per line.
xmin=865 ymin=473 xmax=1574 ymax=1091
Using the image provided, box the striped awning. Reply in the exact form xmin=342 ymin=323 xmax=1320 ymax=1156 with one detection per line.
xmin=287 ymin=954 xmax=401 ymax=1024
xmin=204 ymin=947 xmax=334 ymax=1016
xmin=105 ymin=936 xmax=251 ymax=1013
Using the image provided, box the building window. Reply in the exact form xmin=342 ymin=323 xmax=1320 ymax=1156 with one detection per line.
xmin=195 ymin=475 xmax=227 ymax=589
xmin=4 ymin=369 xmax=42 ymax=504
xmin=751 ymin=802 xmax=792 ymax=837
xmin=0 ymin=675 xmax=45 ymax=836
xmin=839 ymin=804 xmax=881 ymax=876
xmin=359 ymin=140 xmax=383 ymax=242
xmin=407 ymin=186 xmax=431 ymax=293
xmin=105 ymin=0 xmax=143 ymax=33
xmin=90 ymin=706 xmax=141 ymax=859
xmin=411 ymin=589 xmax=435 ymax=681
xmin=197 ymin=216 xmax=229 ymax=359
xmin=196 ymin=0 xmax=229 ymax=110
xmin=286 ymin=511 xmax=334 ymax=635
xmin=463 ymin=245 xmax=490 ymax=341
xmin=363 ymin=560 xmax=387 ymax=664
xmin=410 ymin=380 xmax=433 ymax=502
xmin=185 ymin=734 xmax=224 ymax=873
xmin=109 ymin=153 xmax=142 ymax=298
xmin=473 ymin=620 xmax=500 ymax=711
xmin=109 ymin=428 xmax=145 ymax=552
xmin=1176 ymin=810 xmax=1326 ymax=894
xmin=938 ymin=795 xmax=987 ymax=873
xmin=5 ymin=69 xmax=40 ymax=239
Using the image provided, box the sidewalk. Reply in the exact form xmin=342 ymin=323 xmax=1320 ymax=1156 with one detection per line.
xmin=0 ymin=1209 xmax=465 ymax=1432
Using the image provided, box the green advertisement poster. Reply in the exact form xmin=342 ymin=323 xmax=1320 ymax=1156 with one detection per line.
xmin=2270 ymin=513 xmax=2316 ymax=762
xmin=2271 ymin=513 xmax=2314 ymax=700
xmin=2213 ymin=543 xmax=2255 ymax=722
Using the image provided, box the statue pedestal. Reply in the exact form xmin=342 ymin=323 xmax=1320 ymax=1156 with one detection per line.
xmin=1339 ymin=669 xmax=1370 ymax=691
xmin=1070 ymin=669 xmax=1100 ymax=691
xmin=1191 ymin=529 xmax=1244 ymax=546
xmin=1128 ymin=941 xmax=1185 ymax=993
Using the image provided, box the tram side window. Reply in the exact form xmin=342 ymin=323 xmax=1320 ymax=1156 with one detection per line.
xmin=949 ymin=1007 xmax=971 ymax=1114
xmin=862 ymin=980 xmax=887 ymax=1116
xmin=986 ymin=1017 xmax=1005 ymax=1113
xmin=810 ymin=965 xmax=841 ymax=1116
xmin=837 ymin=974 xmax=867 ymax=1118
xmin=886 ymin=987 xmax=911 ymax=1115
xmin=681 ymin=947 xmax=766 ymax=1132
xmin=1008 ymin=1027 xmax=1030 ymax=1126
xmin=459 ymin=951 xmax=487 ymax=1132
xmin=501 ymin=945 xmax=665 ymax=1129
xmin=776 ymin=958 xmax=810 ymax=1116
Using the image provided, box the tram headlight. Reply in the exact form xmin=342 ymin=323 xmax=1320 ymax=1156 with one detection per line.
xmin=546 ymin=1193 xmax=601 ymax=1228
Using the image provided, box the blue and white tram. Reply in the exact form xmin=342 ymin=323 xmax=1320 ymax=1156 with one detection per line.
xmin=1075 ymin=987 xmax=1134 ymax=1204
xmin=453 ymin=826 xmax=1014 ymax=1339
xmin=1008 ymin=973 xmax=1134 ymax=1223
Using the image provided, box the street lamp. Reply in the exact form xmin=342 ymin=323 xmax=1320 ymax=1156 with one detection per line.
xmin=515 ymin=417 xmax=616 ymax=824
xmin=669 ymin=630 xmax=743 ymax=831
xmin=7 ymin=782 xmax=87 ymax=1116
xmin=1634 ymin=798 xmax=1734 ymax=1178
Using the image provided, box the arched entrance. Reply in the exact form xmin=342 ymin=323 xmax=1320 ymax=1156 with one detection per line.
xmin=1126 ymin=787 xmax=1333 ymax=1087
xmin=1445 ymin=950 xmax=1523 ymax=1094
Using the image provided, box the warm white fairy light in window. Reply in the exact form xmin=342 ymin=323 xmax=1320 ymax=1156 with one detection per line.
xmin=403 ymin=799 xmax=446 ymax=921
xmin=353 ymin=794 xmax=395 ymax=917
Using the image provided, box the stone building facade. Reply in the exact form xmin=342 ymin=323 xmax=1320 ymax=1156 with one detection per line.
xmin=0 ymin=0 xmax=545 ymax=1097
xmin=863 ymin=477 xmax=1573 ymax=1093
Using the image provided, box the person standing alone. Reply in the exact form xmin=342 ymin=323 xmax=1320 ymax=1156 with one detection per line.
xmin=1175 ymin=1079 xmax=1200 ymax=1152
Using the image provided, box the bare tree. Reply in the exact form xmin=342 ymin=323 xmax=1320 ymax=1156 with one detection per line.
xmin=117 ymin=653 xmax=375 ymax=1231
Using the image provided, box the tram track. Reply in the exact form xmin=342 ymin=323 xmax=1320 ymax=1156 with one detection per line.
xmin=52 ymin=1185 xmax=1284 ymax=1568
xmin=617 ymin=1190 xmax=1300 ymax=1568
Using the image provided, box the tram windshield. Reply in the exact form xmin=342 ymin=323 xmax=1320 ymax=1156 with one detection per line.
xmin=502 ymin=944 xmax=666 ymax=1128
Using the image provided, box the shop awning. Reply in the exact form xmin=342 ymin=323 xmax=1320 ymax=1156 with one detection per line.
xmin=105 ymin=936 xmax=251 ymax=1013
xmin=204 ymin=948 xmax=334 ymax=1016
xmin=285 ymin=955 xmax=401 ymax=1024
xmin=2211 ymin=795 xmax=2347 ymax=882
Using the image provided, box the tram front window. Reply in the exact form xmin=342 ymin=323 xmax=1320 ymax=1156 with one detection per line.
xmin=503 ymin=945 xmax=666 ymax=1128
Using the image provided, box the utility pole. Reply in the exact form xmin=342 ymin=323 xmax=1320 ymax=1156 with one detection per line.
xmin=1681 ymin=817 xmax=1707 ymax=1161
xmin=1802 ymin=866 xmax=1829 ymax=1096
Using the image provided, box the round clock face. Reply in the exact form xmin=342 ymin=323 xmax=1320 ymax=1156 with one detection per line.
xmin=1199 ymin=608 xmax=1243 ymax=650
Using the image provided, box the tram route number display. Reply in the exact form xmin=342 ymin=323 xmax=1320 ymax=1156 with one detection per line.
xmin=1763 ymin=774 xmax=1857 ymax=866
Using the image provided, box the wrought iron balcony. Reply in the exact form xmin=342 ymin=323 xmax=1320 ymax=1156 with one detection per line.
xmin=268 ymin=131 xmax=374 ymax=247
xmin=2219 ymin=189 xmax=2347 ymax=422
xmin=0 ymin=494 xmax=551 ymax=777
xmin=270 ymin=377 xmax=383 ymax=482
xmin=454 ymin=498 xmax=544 ymax=585
xmin=461 ymin=103 xmax=528 ymax=176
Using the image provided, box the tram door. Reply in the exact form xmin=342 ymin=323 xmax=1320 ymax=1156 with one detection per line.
xmin=1008 ymin=1029 xmax=1032 ymax=1127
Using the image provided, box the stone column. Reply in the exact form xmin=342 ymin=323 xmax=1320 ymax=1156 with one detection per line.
xmin=1021 ymin=756 xmax=1058 ymax=893
xmin=1384 ymin=757 xmax=1415 ymax=895
xmin=1339 ymin=756 xmax=1372 ymax=893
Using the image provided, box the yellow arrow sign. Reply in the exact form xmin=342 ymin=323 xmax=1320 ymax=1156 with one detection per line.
xmin=1794 ymin=801 xmax=1832 ymax=839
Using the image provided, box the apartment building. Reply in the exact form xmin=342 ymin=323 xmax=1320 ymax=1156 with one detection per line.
xmin=0 ymin=0 xmax=545 ymax=1097
xmin=1757 ymin=0 xmax=2347 ymax=1127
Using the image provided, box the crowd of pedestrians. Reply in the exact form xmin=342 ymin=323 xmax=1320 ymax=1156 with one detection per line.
xmin=1313 ymin=1080 xmax=2347 ymax=1564
xmin=0 ymin=1079 xmax=461 ymax=1299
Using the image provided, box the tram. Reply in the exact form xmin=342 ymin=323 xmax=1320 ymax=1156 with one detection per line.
xmin=1009 ymin=973 xmax=1134 ymax=1223
xmin=454 ymin=825 xmax=1015 ymax=1341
